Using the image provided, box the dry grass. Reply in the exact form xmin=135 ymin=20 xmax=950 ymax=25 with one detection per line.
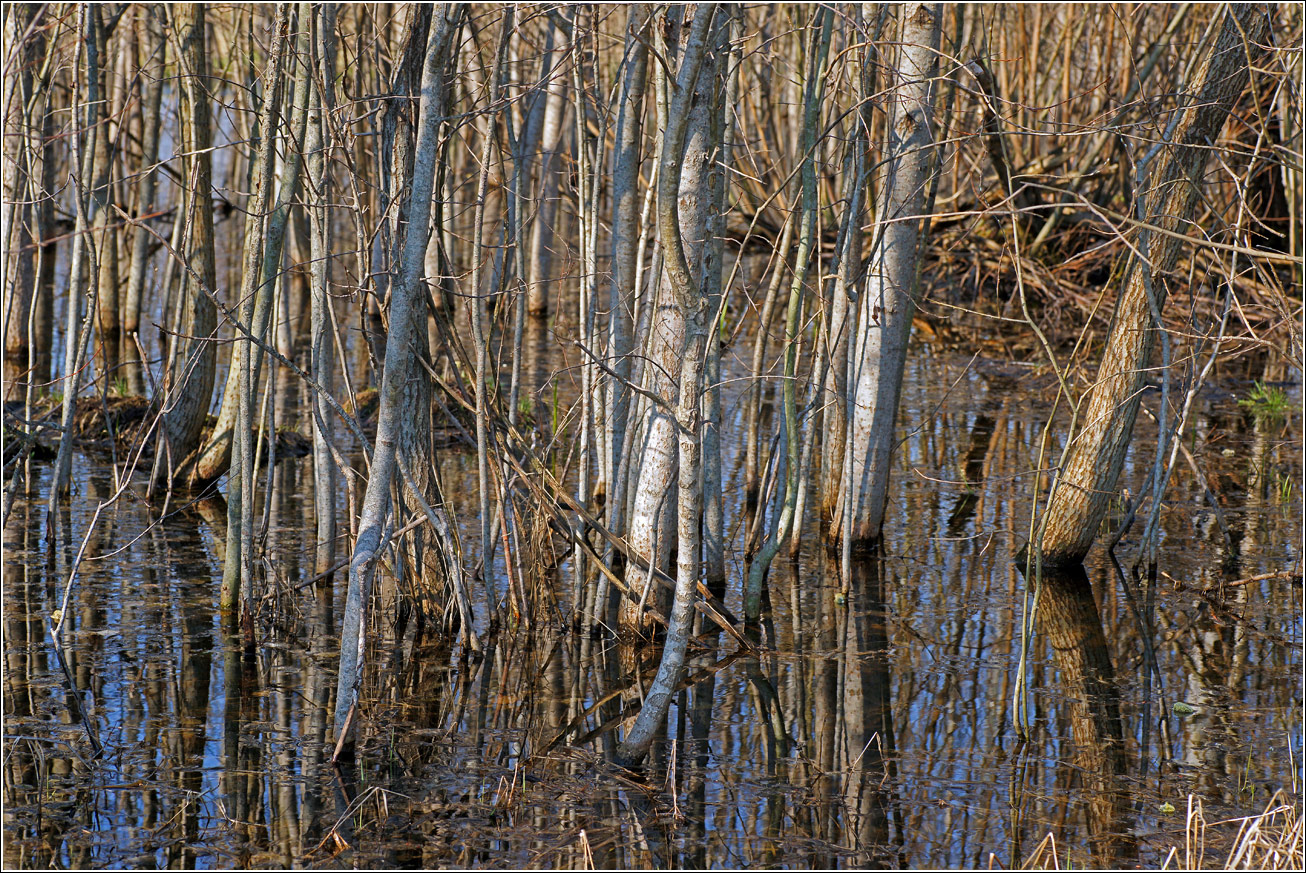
xmin=1157 ymin=792 xmax=1303 ymax=871
xmin=1017 ymin=792 xmax=1303 ymax=870
xmin=1207 ymin=792 xmax=1302 ymax=872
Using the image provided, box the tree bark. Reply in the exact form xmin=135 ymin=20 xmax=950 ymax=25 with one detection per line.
xmin=121 ymin=7 xmax=165 ymax=397
xmin=1038 ymin=5 xmax=1269 ymax=567
xmin=2 ymin=4 xmax=43 ymax=372
xmin=526 ymin=16 xmax=570 ymax=316
xmin=842 ymin=3 xmax=943 ymax=551
xmin=92 ymin=9 xmax=120 ymax=381
xmin=159 ymin=3 xmax=218 ymax=472
xmin=333 ymin=4 xmax=461 ymax=751
xmin=616 ymin=2 xmax=720 ymax=769
xmin=217 ymin=4 xmax=291 ymax=611
xmin=601 ymin=4 xmax=649 ymax=596
xmin=307 ymin=3 xmax=339 ymax=578
xmin=744 ymin=6 xmax=831 ymax=620
xmin=821 ymin=12 xmax=873 ymax=529
xmin=619 ymin=8 xmax=699 ymax=639
xmin=190 ymin=5 xmax=306 ymax=486
xmin=47 ymin=5 xmax=104 ymax=505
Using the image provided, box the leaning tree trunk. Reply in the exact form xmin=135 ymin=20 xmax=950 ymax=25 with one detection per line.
xmin=1038 ymin=5 xmax=1270 ymax=567
xmin=616 ymin=1 xmax=720 ymax=769
xmin=157 ymin=3 xmax=218 ymax=475
xmin=841 ymin=3 xmax=942 ymax=551
xmin=333 ymin=4 xmax=461 ymax=753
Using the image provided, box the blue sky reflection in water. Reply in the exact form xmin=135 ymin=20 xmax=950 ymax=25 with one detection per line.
xmin=3 ymin=348 xmax=1301 ymax=869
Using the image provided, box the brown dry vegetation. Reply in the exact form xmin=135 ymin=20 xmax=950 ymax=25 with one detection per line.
xmin=2 ymin=3 xmax=1301 ymax=868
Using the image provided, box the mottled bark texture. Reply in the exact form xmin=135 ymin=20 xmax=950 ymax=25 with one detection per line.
xmin=616 ymin=1 xmax=720 ymax=769
xmin=619 ymin=5 xmax=715 ymax=640
xmin=1038 ymin=5 xmax=1269 ymax=566
xmin=843 ymin=3 xmax=943 ymax=551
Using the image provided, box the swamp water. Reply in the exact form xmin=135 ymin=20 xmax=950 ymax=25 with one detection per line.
xmin=3 ymin=345 xmax=1301 ymax=869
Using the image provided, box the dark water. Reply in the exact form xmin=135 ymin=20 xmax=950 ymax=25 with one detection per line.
xmin=3 ymin=346 xmax=1301 ymax=869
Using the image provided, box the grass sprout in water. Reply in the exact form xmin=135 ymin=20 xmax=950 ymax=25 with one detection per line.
xmin=1238 ymin=381 xmax=1292 ymax=423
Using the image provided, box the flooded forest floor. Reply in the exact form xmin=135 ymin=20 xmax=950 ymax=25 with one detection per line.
xmin=3 ymin=299 xmax=1302 ymax=869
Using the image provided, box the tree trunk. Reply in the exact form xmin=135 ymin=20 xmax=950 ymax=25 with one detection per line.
xmin=216 ymin=4 xmax=291 ymax=611
xmin=744 ymin=6 xmax=831 ymax=620
xmin=1038 ymin=5 xmax=1269 ymax=567
xmin=618 ymin=11 xmax=697 ymax=638
xmin=190 ymin=4 xmax=306 ymax=486
xmin=598 ymin=6 xmax=648 ymax=625
xmin=2 ymin=4 xmax=43 ymax=373
xmin=842 ymin=3 xmax=942 ymax=551
xmin=307 ymin=3 xmax=339 ymax=578
xmin=159 ymin=3 xmax=218 ymax=471
xmin=701 ymin=8 xmax=738 ymax=593
xmin=616 ymin=2 xmax=720 ymax=768
xmin=92 ymin=10 xmax=121 ymax=381
xmin=121 ymin=7 xmax=165 ymax=396
xmin=47 ymin=5 xmax=105 ymax=505
xmin=334 ymin=4 xmax=462 ymax=752
xmin=526 ymin=17 xmax=570 ymax=316
xmin=821 ymin=13 xmax=873 ymax=529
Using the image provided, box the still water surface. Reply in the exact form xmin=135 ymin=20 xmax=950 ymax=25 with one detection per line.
xmin=4 ymin=346 xmax=1301 ymax=869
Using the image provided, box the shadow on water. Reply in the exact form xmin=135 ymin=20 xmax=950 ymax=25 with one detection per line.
xmin=3 ymin=350 xmax=1300 ymax=869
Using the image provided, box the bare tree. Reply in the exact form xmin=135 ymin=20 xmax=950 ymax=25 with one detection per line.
xmin=216 ymin=4 xmax=291 ymax=612
xmin=616 ymin=1 xmax=721 ymax=769
xmin=841 ymin=3 xmax=944 ymax=552
xmin=307 ymin=2 xmax=339 ymax=578
xmin=1038 ymin=5 xmax=1271 ymax=567
xmin=46 ymin=5 xmax=105 ymax=508
xmin=156 ymin=3 xmax=217 ymax=478
xmin=190 ymin=4 xmax=307 ymax=488
xmin=333 ymin=4 xmax=462 ymax=753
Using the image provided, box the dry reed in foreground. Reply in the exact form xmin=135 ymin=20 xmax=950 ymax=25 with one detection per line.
xmin=1015 ymin=792 xmax=1303 ymax=870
